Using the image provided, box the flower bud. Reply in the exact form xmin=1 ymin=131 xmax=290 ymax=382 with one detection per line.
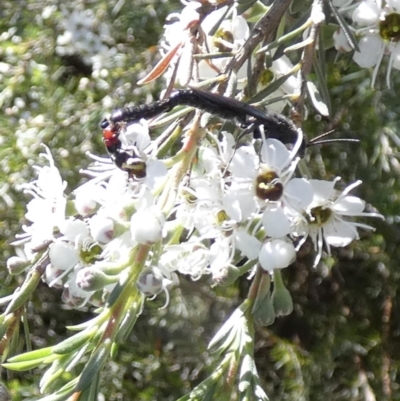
xmin=89 ymin=216 xmax=114 ymax=244
xmin=137 ymin=268 xmax=164 ymax=296
xmin=271 ymin=269 xmax=293 ymax=317
xmin=131 ymin=207 xmax=165 ymax=244
xmin=7 ymin=256 xmax=30 ymax=275
xmin=259 ymin=239 xmax=296 ymax=273
xmin=252 ymin=272 xmax=275 ymax=326
xmin=62 ymin=288 xmax=84 ymax=308
xmin=212 ymin=264 xmax=242 ymax=286
xmin=76 ymin=267 xmax=117 ymax=292
xmin=74 ymin=185 xmax=99 ymax=215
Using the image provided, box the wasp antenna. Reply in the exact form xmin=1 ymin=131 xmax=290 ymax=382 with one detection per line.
xmin=308 ymin=129 xmax=336 ymax=145
xmin=308 ymin=138 xmax=360 ymax=147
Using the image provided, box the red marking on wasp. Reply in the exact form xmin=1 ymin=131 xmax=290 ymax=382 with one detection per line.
xmin=102 ymin=127 xmax=119 ymax=148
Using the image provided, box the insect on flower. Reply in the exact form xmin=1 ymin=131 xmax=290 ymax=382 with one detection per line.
xmin=100 ymin=88 xmax=306 ymax=175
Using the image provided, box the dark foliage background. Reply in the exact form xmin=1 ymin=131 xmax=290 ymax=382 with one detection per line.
xmin=1 ymin=0 xmax=400 ymax=400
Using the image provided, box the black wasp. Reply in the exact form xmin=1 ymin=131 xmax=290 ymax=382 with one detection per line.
xmin=101 ymin=88 xmax=303 ymax=175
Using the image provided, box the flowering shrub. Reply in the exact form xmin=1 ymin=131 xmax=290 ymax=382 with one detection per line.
xmin=1 ymin=0 xmax=393 ymax=400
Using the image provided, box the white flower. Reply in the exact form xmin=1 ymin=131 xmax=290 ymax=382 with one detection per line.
xmin=47 ymin=242 xmax=80 ymax=282
xmin=60 ymin=219 xmax=90 ymax=244
xmin=13 ymin=146 xmax=67 ymax=254
xmin=293 ymin=178 xmax=382 ymax=266
xmin=158 ymin=242 xmax=210 ymax=280
xmin=258 ymin=55 xmax=300 ymax=113
xmin=198 ymin=7 xmax=250 ymax=81
xmin=160 ymin=2 xmax=201 ymax=86
xmin=351 ymin=0 xmax=400 ymax=86
xmin=259 ymin=239 xmax=296 ymax=272
xmin=223 ymin=138 xmax=313 ymax=238
xmin=131 ymin=206 xmax=165 ymax=244
xmin=56 ymin=6 xmax=114 ymax=73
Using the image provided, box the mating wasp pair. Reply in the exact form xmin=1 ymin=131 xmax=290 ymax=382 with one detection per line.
xmin=100 ymin=88 xmax=336 ymax=176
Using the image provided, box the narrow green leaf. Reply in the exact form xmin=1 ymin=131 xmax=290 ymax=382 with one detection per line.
xmin=5 ymin=346 xmax=53 ymax=362
xmin=184 ymin=377 xmax=218 ymax=399
xmin=40 ymin=358 xmax=65 ymax=394
xmin=66 ymin=315 xmax=102 ymax=331
xmin=53 ymin=327 xmax=97 ymax=355
xmin=65 ymin=342 xmax=92 ymax=372
xmin=75 ymin=340 xmax=111 ymax=392
xmin=201 ymin=382 xmax=217 ymax=401
xmin=210 ymin=323 xmax=239 ymax=355
xmin=114 ymin=298 xmax=143 ymax=343
xmin=250 ymin=72 xmax=293 ymax=104
xmin=208 ymin=301 xmax=250 ymax=350
xmin=237 ymin=0 xmax=258 ymax=15
xmin=327 ymin=0 xmax=360 ymax=51
xmin=5 ymin=264 xmax=44 ymax=314
xmin=37 ymin=378 xmax=78 ymax=401
xmin=78 ymin=370 xmax=100 ymax=401
xmin=3 ymin=358 xmax=48 ymax=371
xmin=0 ymin=314 xmax=13 ymax=343
xmin=312 ymin=36 xmax=332 ymax=116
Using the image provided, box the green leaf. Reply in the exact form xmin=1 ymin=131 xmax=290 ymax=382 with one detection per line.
xmin=178 ymin=377 xmax=217 ymax=401
xmin=3 ymin=357 xmax=51 ymax=371
xmin=37 ymin=378 xmax=78 ymax=401
xmin=327 ymin=0 xmax=359 ymax=51
xmin=78 ymin=370 xmax=100 ymax=401
xmin=52 ymin=327 xmax=97 ymax=355
xmin=114 ymin=297 xmax=143 ymax=343
xmin=250 ymin=70 xmax=297 ymax=104
xmin=320 ymin=23 xmax=339 ymax=50
xmin=0 ymin=314 xmax=13 ymax=342
xmin=5 ymin=346 xmax=53 ymax=362
xmin=237 ymin=0 xmax=259 ymax=16
xmin=75 ymin=340 xmax=111 ymax=392
xmin=40 ymin=358 xmax=66 ymax=393
xmin=5 ymin=263 xmax=44 ymax=314
xmin=208 ymin=301 xmax=250 ymax=350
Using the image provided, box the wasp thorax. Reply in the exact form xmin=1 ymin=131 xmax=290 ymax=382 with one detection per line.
xmin=255 ymin=170 xmax=283 ymax=201
xmin=380 ymin=13 xmax=400 ymax=41
xmin=308 ymin=206 xmax=332 ymax=226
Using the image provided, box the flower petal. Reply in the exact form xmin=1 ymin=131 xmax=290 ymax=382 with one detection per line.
xmin=353 ymin=34 xmax=384 ymax=68
xmin=324 ymin=219 xmax=359 ymax=247
xmin=334 ymin=195 xmax=366 ymax=214
xmin=262 ymin=206 xmax=291 ymax=238
xmin=284 ymin=178 xmax=314 ymax=212
xmin=260 ymin=138 xmax=291 ymax=171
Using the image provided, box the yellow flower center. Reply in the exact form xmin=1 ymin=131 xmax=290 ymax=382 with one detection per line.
xmin=259 ymin=70 xmax=274 ymax=87
xmin=255 ymin=170 xmax=283 ymax=201
xmin=213 ymin=28 xmax=234 ymax=52
xmin=380 ymin=13 xmax=400 ymax=42
xmin=308 ymin=206 xmax=332 ymax=226
xmin=80 ymin=242 xmax=103 ymax=264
